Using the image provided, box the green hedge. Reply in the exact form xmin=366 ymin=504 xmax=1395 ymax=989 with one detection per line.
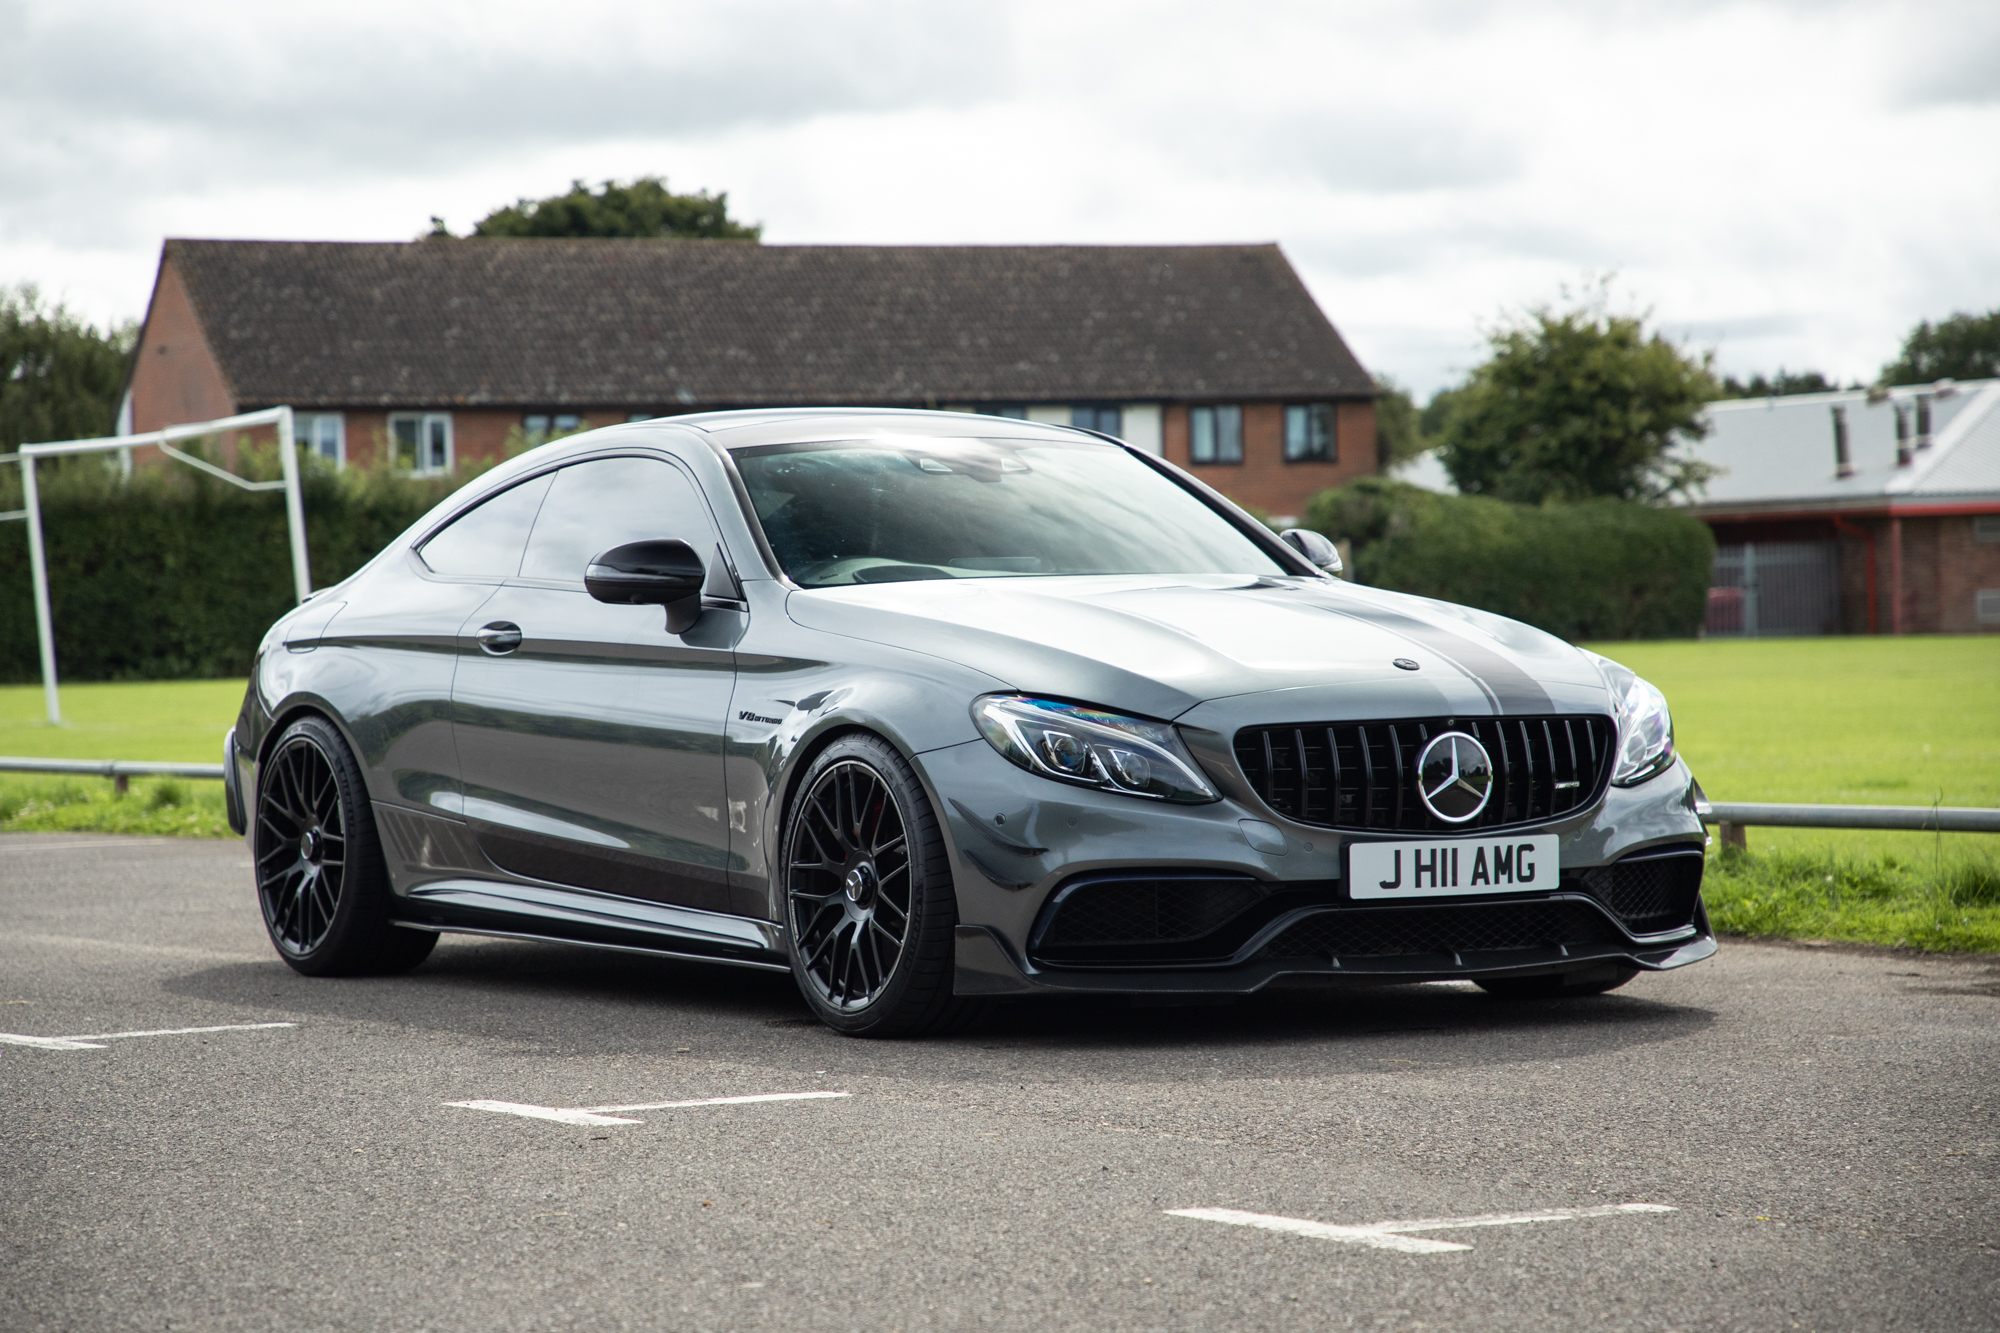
xmin=0 ymin=454 xmax=468 ymax=683
xmin=1305 ymin=477 xmax=1714 ymax=641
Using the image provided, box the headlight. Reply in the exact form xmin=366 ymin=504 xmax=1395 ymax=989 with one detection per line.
xmin=971 ymin=695 xmax=1219 ymax=804
xmin=1590 ymin=654 xmax=1675 ymax=787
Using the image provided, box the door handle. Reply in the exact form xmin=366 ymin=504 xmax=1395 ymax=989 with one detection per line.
xmin=475 ymin=622 xmax=523 ymax=655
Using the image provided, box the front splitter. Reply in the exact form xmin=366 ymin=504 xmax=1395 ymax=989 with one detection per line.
xmin=950 ymin=923 xmax=1716 ymax=997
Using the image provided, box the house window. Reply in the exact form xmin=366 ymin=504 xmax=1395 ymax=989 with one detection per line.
xmin=1189 ymin=405 xmax=1243 ymax=465
xmin=297 ymin=413 xmax=344 ymax=466
xmin=1284 ymin=403 xmax=1335 ymax=463
xmin=984 ymin=405 xmax=1028 ymax=419
xmin=1072 ymin=405 xmax=1122 ymax=436
xmin=1975 ymin=516 xmax=2000 ymax=542
xmin=1980 ymin=589 xmax=2000 ymax=625
xmin=390 ymin=413 xmax=453 ymax=474
xmin=523 ymin=413 xmax=583 ymax=444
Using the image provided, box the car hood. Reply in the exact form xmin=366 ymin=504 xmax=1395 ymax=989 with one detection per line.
xmin=785 ymin=574 xmax=1614 ymax=725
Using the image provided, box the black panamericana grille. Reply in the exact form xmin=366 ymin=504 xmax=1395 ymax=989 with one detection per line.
xmin=1256 ymin=900 xmax=1621 ymax=961
xmin=1571 ymin=847 xmax=1704 ymax=935
xmin=1233 ymin=714 xmax=1616 ymax=834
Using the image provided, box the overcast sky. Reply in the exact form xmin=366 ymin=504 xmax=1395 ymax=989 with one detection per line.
xmin=4 ymin=0 xmax=1997 ymax=396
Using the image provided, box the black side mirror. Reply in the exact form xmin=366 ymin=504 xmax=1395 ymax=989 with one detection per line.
xmin=1279 ymin=527 xmax=1343 ymax=574
xmin=587 ymin=539 xmax=706 ymax=633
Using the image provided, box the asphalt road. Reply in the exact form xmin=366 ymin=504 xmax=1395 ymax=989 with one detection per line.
xmin=2 ymin=831 xmax=1995 ymax=1333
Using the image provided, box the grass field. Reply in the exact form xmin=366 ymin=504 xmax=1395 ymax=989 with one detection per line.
xmin=0 ymin=679 xmax=241 ymax=837
xmin=4 ymin=636 xmax=1997 ymax=948
xmin=1587 ymin=636 xmax=1999 ymax=951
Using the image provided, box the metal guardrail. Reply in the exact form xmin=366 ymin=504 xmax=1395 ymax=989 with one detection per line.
xmin=0 ymin=756 xmax=226 ymax=796
xmin=1700 ymin=801 xmax=2000 ymax=834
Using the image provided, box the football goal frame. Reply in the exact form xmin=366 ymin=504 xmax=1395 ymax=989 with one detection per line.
xmin=3 ymin=406 xmax=310 ymax=724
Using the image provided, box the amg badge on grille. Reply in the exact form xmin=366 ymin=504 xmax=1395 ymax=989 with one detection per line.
xmin=1416 ymin=731 xmax=1493 ymax=823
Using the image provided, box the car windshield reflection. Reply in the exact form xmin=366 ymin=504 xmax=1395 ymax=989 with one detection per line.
xmin=732 ymin=437 xmax=1288 ymax=587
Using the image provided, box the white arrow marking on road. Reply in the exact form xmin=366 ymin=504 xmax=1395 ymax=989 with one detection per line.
xmin=447 ymin=1090 xmax=852 ymax=1127
xmin=0 ymin=1022 xmax=296 ymax=1051
xmin=1168 ymin=1203 xmax=1675 ymax=1254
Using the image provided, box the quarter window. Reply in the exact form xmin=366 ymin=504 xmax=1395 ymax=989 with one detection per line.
xmin=418 ymin=473 xmax=555 ymax=578
xmin=297 ymin=413 xmax=344 ymax=465
xmin=1284 ymin=404 xmax=1335 ymax=463
xmin=1189 ymin=405 xmax=1243 ymax=465
xmin=390 ymin=413 xmax=453 ymax=474
xmin=520 ymin=456 xmax=718 ymax=583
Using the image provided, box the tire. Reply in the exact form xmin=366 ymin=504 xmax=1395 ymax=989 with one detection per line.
xmin=254 ymin=715 xmax=436 ymax=977
xmin=1475 ymin=962 xmax=1640 ymax=999
xmin=782 ymin=733 xmax=980 ymax=1037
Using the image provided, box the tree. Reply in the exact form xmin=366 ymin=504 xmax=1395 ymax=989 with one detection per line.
xmin=1715 ymin=369 xmax=1838 ymax=399
xmin=1880 ymin=309 xmax=2000 ymax=385
xmin=0 ymin=286 xmax=135 ymax=451
xmin=439 ymin=176 xmax=762 ymax=241
xmin=1372 ymin=376 xmax=1428 ymax=467
xmin=1437 ymin=291 xmax=1719 ymax=505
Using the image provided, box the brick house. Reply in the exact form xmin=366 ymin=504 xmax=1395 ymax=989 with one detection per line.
xmin=1681 ymin=380 xmax=2000 ymax=635
xmin=123 ymin=239 xmax=1380 ymax=523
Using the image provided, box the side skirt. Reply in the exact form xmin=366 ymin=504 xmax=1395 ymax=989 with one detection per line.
xmin=396 ymin=877 xmax=789 ymax=972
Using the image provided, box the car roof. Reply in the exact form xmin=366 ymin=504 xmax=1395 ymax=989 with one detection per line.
xmin=667 ymin=407 xmax=1101 ymax=450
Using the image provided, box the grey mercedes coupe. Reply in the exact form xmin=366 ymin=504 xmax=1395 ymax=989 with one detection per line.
xmin=226 ymin=409 xmax=1713 ymax=1035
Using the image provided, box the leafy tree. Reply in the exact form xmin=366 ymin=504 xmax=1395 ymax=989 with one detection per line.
xmin=1372 ymin=376 xmax=1428 ymax=467
xmin=1880 ymin=308 xmax=2000 ymax=385
xmin=1438 ymin=291 xmax=1719 ymax=505
xmin=0 ymin=286 xmax=136 ymax=450
xmin=1715 ymin=369 xmax=1838 ymax=399
xmin=441 ymin=176 xmax=761 ymax=241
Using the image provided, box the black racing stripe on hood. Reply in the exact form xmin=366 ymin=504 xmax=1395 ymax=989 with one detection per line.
xmin=1317 ymin=602 xmax=1553 ymax=713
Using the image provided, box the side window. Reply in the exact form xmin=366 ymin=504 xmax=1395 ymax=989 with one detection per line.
xmin=520 ymin=456 xmax=718 ymax=583
xmin=417 ymin=473 xmax=554 ymax=578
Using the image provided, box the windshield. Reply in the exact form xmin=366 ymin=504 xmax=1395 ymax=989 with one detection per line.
xmin=732 ymin=437 xmax=1291 ymax=587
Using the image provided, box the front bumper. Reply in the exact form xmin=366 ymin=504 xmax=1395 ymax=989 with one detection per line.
xmin=922 ymin=737 xmax=1712 ymax=997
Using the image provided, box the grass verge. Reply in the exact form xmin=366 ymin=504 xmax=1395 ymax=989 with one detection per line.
xmin=0 ymin=773 xmax=232 ymax=838
xmin=1702 ymin=843 xmax=2000 ymax=953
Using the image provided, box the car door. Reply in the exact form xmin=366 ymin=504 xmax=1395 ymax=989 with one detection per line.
xmin=333 ymin=471 xmax=554 ymax=814
xmin=448 ymin=452 xmax=742 ymax=913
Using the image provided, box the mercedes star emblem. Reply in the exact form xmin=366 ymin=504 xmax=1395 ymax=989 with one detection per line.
xmin=1416 ymin=731 xmax=1494 ymax=823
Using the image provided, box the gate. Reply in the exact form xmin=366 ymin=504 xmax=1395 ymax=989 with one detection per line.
xmin=1706 ymin=542 xmax=1840 ymax=636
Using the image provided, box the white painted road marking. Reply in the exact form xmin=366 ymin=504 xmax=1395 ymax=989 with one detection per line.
xmin=447 ymin=1090 xmax=852 ymax=1127
xmin=1168 ymin=1203 xmax=1676 ymax=1254
xmin=0 ymin=1022 xmax=296 ymax=1051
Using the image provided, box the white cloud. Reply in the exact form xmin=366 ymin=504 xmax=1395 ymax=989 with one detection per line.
xmin=3 ymin=0 xmax=1996 ymax=396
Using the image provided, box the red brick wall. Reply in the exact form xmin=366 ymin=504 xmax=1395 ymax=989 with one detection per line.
xmin=1162 ymin=400 xmax=1377 ymax=523
xmin=1930 ymin=514 xmax=2000 ymax=633
xmin=127 ymin=257 xmax=236 ymax=443
xmin=1823 ymin=513 xmax=1999 ymax=634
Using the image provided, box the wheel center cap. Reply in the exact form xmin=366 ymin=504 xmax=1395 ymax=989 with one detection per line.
xmin=843 ymin=863 xmax=877 ymax=907
xmin=300 ymin=828 xmax=322 ymax=863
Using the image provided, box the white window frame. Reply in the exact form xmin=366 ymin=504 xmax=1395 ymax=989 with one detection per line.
xmin=389 ymin=412 xmax=453 ymax=475
xmin=298 ymin=412 xmax=345 ymax=467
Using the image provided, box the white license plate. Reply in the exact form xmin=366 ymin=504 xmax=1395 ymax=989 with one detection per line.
xmin=1348 ymin=835 xmax=1560 ymax=900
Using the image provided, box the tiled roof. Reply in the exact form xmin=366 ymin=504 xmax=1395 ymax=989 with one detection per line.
xmin=162 ymin=239 xmax=1372 ymax=410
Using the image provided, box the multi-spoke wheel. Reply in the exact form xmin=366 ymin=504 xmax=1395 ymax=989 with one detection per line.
xmin=783 ymin=734 xmax=977 ymax=1036
xmin=254 ymin=715 xmax=434 ymax=976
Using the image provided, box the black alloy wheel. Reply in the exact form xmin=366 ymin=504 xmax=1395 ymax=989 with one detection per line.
xmin=1475 ymin=962 xmax=1639 ymax=999
xmin=254 ymin=715 xmax=435 ymax=976
xmin=783 ymin=734 xmax=978 ymax=1036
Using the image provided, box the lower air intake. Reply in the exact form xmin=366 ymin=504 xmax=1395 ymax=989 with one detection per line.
xmin=1256 ymin=900 xmax=1621 ymax=960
